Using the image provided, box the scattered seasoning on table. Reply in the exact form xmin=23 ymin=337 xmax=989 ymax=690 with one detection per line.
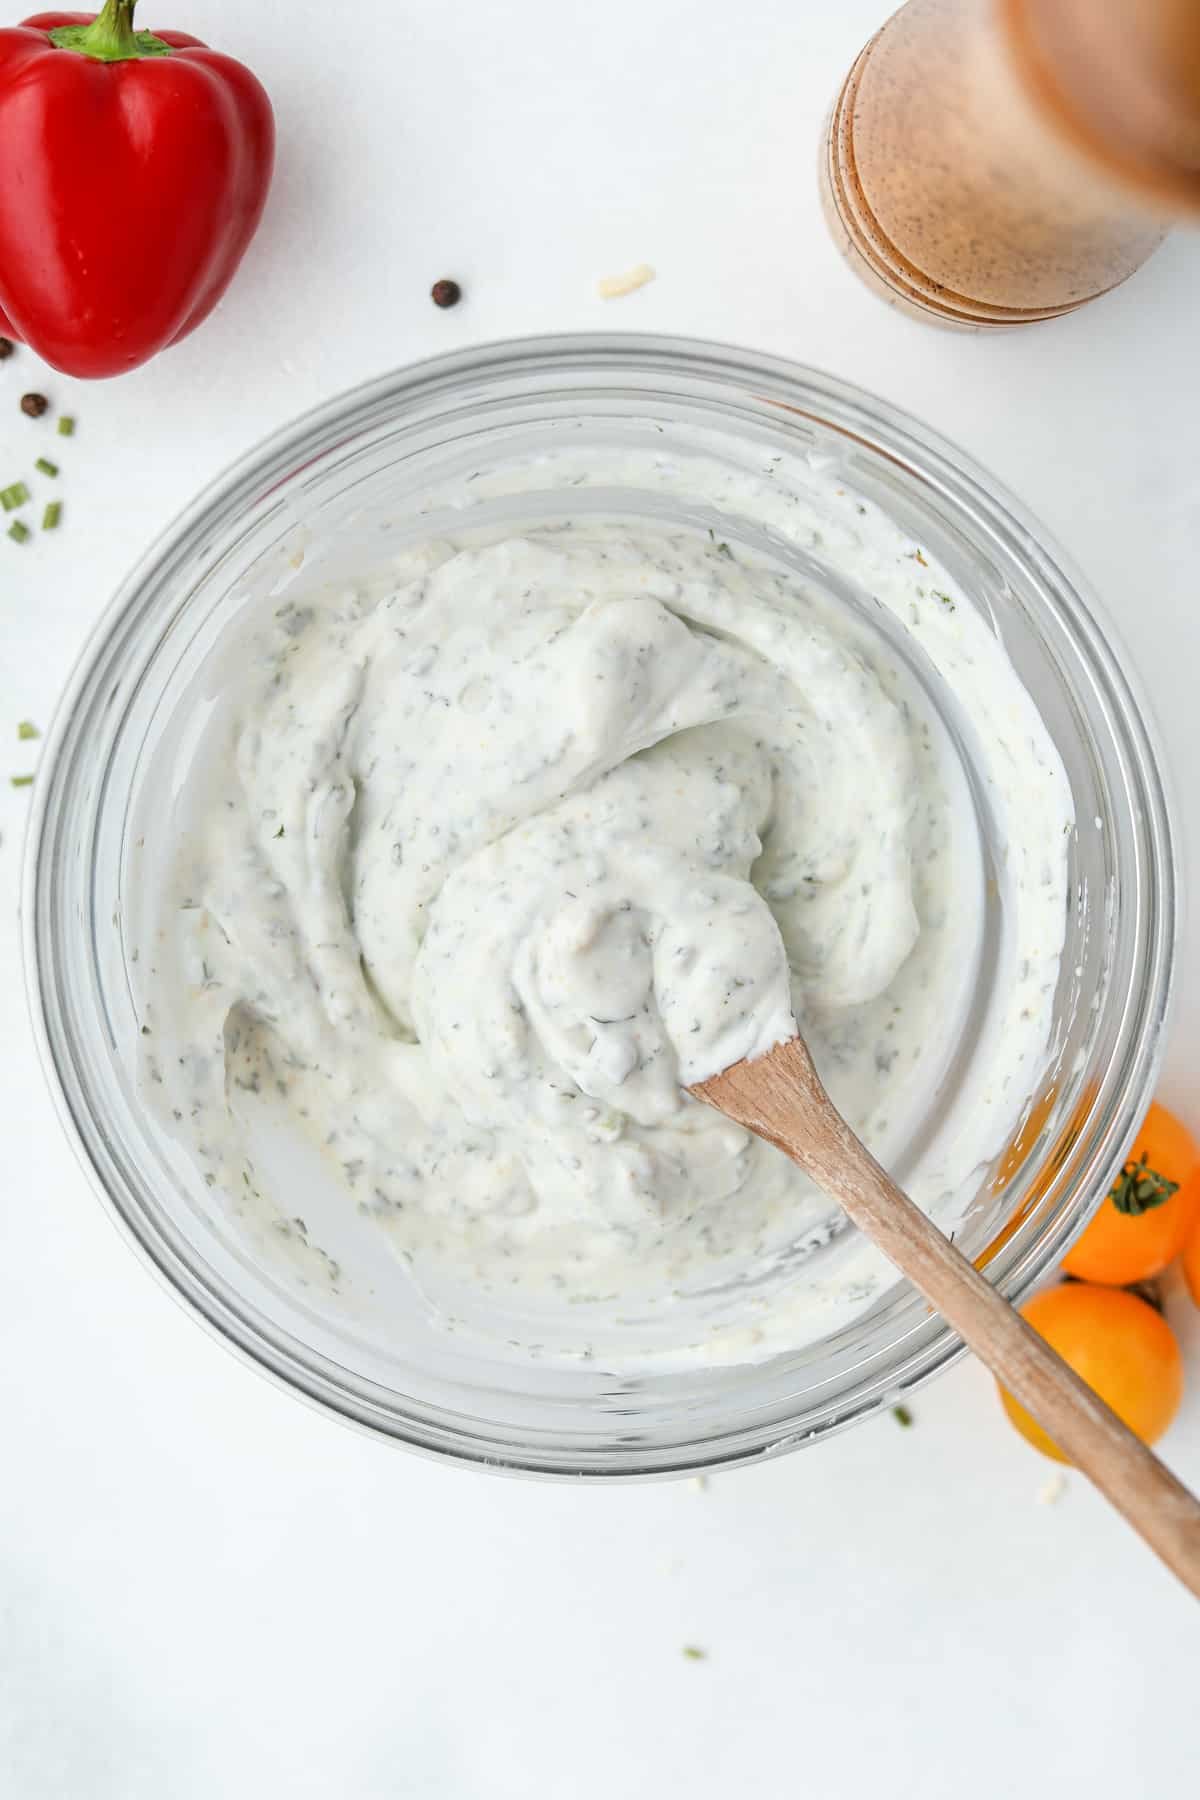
xmin=0 ymin=409 xmax=79 ymax=541
xmin=431 ymin=278 xmax=462 ymax=309
xmin=10 ymin=773 xmax=33 ymax=787
xmin=597 ymin=262 xmax=656 ymax=298
xmin=0 ymin=336 xmax=13 ymax=360
xmin=17 ymin=720 xmax=39 ymax=741
xmin=892 ymin=1404 xmax=914 ymax=1427
xmin=682 ymin=1646 xmax=708 ymax=1662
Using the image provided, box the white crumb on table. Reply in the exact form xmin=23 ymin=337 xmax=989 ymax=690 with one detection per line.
xmin=598 ymin=262 xmax=656 ymax=298
xmin=1036 ymin=1472 xmax=1068 ymax=1506
xmin=688 ymin=1474 xmax=709 ymax=1494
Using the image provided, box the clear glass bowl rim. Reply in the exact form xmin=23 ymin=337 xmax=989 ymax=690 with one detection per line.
xmin=22 ymin=332 xmax=1178 ymax=1479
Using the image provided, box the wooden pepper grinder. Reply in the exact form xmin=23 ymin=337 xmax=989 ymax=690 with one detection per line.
xmin=822 ymin=0 xmax=1200 ymax=325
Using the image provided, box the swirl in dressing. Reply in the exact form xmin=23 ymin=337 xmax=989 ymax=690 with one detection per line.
xmin=140 ymin=468 xmax=1071 ymax=1361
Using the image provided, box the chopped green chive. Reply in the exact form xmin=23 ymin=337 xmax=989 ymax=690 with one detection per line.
xmin=10 ymin=773 xmax=33 ymax=788
xmin=682 ymin=1645 xmax=707 ymax=1661
xmin=57 ymin=415 xmax=75 ymax=437
xmin=35 ymin=457 xmax=58 ymax=478
xmin=1 ymin=481 xmax=29 ymax=512
xmin=17 ymin=720 xmax=39 ymax=741
xmin=42 ymin=501 xmax=61 ymax=531
xmin=7 ymin=519 xmax=30 ymax=543
xmin=892 ymin=1404 xmax=914 ymax=1427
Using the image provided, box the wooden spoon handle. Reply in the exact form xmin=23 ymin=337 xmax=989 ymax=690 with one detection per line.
xmin=691 ymin=1038 xmax=1200 ymax=1600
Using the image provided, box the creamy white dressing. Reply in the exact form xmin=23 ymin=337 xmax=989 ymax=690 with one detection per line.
xmin=138 ymin=445 xmax=1073 ymax=1364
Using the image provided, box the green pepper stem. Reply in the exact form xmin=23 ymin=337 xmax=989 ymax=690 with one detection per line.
xmin=84 ymin=0 xmax=139 ymax=57
xmin=48 ymin=0 xmax=174 ymax=62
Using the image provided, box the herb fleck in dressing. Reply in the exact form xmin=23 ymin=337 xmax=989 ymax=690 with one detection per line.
xmin=142 ymin=452 xmax=1072 ymax=1363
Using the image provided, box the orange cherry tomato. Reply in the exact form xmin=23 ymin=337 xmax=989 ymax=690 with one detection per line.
xmin=998 ymin=1283 xmax=1183 ymax=1463
xmin=1182 ymin=1215 xmax=1200 ymax=1309
xmin=1061 ymin=1101 xmax=1200 ymax=1286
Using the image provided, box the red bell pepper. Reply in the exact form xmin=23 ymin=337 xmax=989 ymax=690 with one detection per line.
xmin=0 ymin=1 xmax=273 ymax=378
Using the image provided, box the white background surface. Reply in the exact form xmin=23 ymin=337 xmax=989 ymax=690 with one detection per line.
xmin=1 ymin=1 xmax=1198 ymax=1793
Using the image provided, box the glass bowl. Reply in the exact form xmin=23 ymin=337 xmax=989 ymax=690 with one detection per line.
xmin=24 ymin=335 xmax=1176 ymax=1477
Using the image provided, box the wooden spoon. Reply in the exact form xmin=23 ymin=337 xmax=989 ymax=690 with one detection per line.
xmin=690 ymin=1035 xmax=1200 ymax=1600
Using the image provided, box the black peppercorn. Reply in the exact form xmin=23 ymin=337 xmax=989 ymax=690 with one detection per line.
xmin=20 ymin=392 xmax=48 ymax=418
xmin=0 ymin=337 xmax=13 ymax=360
xmin=431 ymin=279 xmax=462 ymax=309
